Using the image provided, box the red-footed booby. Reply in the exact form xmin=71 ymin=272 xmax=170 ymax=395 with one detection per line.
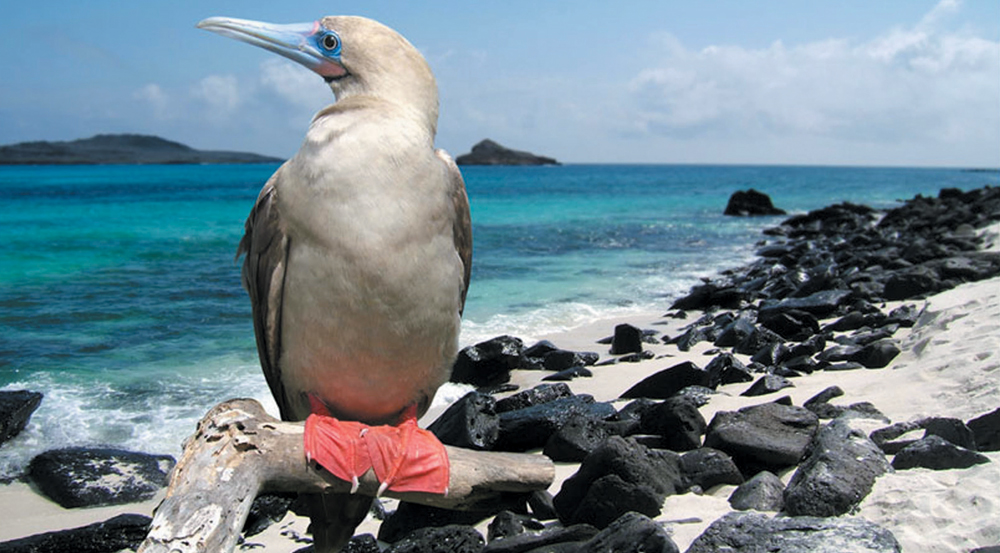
xmin=197 ymin=15 xmax=471 ymax=552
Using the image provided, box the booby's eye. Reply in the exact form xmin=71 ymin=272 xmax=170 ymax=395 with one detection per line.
xmin=320 ymin=32 xmax=341 ymax=54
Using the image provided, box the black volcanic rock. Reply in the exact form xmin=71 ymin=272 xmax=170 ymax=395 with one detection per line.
xmin=344 ymin=534 xmax=382 ymax=553
xmin=883 ymin=266 xmax=940 ymax=300
xmin=705 ymin=353 xmax=754 ymax=389
xmin=553 ymin=436 xmax=683 ymax=528
xmin=379 ymin=503 xmax=492 ymax=544
xmin=455 ymin=139 xmax=559 ymax=166
xmin=891 ymin=435 xmax=990 ymax=470
xmin=518 ymin=341 xmax=598 ymax=373
xmin=606 ymin=350 xmax=656 ymax=364
xmin=728 ymin=471 xmax=785 ymax=511
xmin=740 ymin=375 xmax=794 ymax=397
xmin=968 ymin=407 xmax=1000 ymax=452
xmin=620 ymin=361 xmax=708 ymax=400
xmin=544 ymin=417 xmax=616 ymax=462
xmin=577 ymin=512 xmax=679 ymax=553
xmin=724 ymin=189 xmax=787 ymax=216
xmin=704 ymin=402 xmax=819 ymax=475
xmin=870 ymin=417 xmax=977 ymax=455
xmin=428 ymin=391 xmax=499 ymax=450
xmin=758 ymin=309 xmax=820 ymax=342
xmin=520 ymin=340 xmax=560 ymax=366
xmin=817 ymin=344 xmax=863 ymax=364
xmin=485 ymin=510 xmax=545 ymax=542
xmin=451 ymin=335 xmax=525 ymax=388
xmin=0 ymin=513 xmax=151 ymax=553
xmin=847 ymin=327 xmax=896 ymax=347
xmin=543 ymin=349 xmax=598 ymax=372
xmin=496 ymin=394 xmax=615 ymax=452
xmin=610 ymin=323 xmax=644 ymax=355
xmin=687 ymin=511 xmax=901 ymax=553
xmin=921 ymin=416 xmax=978 ymax=450
xmin=639 ymin=396 xmax=707 ymax=452
xmin=528 ymin=490 xmax=559 ymax=521
xmin=383 ymin=524 xmax=485 ymax=553
xmin=542 ymin=365 xmax=594 ymax=381
xmin=0 ymin=134 xmax=282 ymax=165
xmin=0 ymin=390 xmax=43 ymax=447
xmin=670 ymin=284 xmax=744 ymax=311
xmin=575 ymin=472 xmax=667 ymax=531
xmin=28 ymin=447 xmax=175 ymax=508
xmin=780 ymin=355 xmax=819 ymax=375
xmin=679 ymin=448 xmax=744 ymax=490
xmin=824 ymin=402 xmax=889 ymax=422
xmin=869 ymin=420 xmax=926 ymax=455
xmin=669 ymin=325 xmax=710 ymax=352
xmin=759 ymin=289 xmax=853 ymax=319
xmin=824 ymin=311 xmax=869 ymax=332
xmin=494 ymin=383 xmax=572 ymax=413
xmin=885 ymin=304 xmax=922 ymax=328
xmin=783 ymin=419 xmax=891 ymax=517
xmin=854 ymin=339 xmax=901 ymax=368
xmin=484 ymin=522 xmax=596 ymax=553
xmin=780 ymin=202 xmax=879 ymax=237
xmin=714 ymin=316 xmax=757 ymax=348
xmin=803 ymin=386 xmax=844 ymax=418
xmin=614 ymin=398 xmax=657 ymax=427
xmin=749 ymin=340 xmax=790 ymax=368
xmin=243 ymin=493 xmax=295 ymax=537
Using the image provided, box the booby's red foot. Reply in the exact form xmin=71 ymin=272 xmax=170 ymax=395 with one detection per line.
xmin=303 ymin=413 xmax=450 ymax=496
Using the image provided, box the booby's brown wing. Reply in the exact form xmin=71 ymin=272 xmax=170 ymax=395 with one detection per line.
xmin=237 ymin=169 xmax=293 ymax=420
xmin=438 ymin=150 xmax=472 ymax=315
xmin=238 ymin=168 xmax=374 ymax=553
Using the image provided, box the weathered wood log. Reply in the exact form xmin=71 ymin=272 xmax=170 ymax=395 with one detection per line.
xmin=138 ymin=398 xmax=555 ymax=553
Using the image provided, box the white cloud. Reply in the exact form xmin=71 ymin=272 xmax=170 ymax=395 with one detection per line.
xmin=620 ymin=0 xmax=999 ymax=164
xmin=192 ymin=74 xmax=243 ymax=117
xmin=135 ymin=84 xmax=171 ymax=120
xmin=919 ymin=0 xmax=961 ymax=29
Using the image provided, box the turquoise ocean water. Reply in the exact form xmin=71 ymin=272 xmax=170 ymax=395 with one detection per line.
xmin=0 ymin=163 xmax=995 ymax=477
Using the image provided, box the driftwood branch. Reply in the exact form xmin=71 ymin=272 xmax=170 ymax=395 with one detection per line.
xmin=138 ymin=398 xmax=555 ymax=553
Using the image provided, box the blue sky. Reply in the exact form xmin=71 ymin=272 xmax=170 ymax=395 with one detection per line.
xmin=1 ymin=1 xmax=998 ymax=166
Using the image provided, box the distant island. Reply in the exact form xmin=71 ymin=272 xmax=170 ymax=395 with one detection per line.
xmin=0 ymin=134 xmax=283 ymax=165
xmin=455 ymin=139 xmax=559 ymax=166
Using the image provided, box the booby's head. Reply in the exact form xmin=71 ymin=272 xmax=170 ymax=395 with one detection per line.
xmin=197 ymin=16 xmax=438 ymax=126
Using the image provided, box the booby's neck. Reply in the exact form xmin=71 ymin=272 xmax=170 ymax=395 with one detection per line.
xmin=321 ymin=19 xmax=441 ymax=137
xmin=322 ymin=83 xmax=439 ymax=139
xmin=311 ymin=94 xmax=438 ymax=147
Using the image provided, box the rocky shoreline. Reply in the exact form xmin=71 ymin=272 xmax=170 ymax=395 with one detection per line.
xmin=1 ymin=186 xmax=999 ymax=552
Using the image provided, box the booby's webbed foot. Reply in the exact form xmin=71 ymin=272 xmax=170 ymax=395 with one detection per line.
xmin=304 ymin=413 xmax=450 ymax=495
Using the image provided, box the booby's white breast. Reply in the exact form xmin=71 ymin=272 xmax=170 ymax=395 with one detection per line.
xmin=276 ymin=103 xmax=465 ymax=423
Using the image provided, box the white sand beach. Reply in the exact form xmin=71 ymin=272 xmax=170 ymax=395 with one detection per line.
xmin=1 ymin=271 xmax=997 ymax=552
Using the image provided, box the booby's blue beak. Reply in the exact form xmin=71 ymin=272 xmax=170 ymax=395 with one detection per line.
xmin=197 ymin=16 xmax=347 ymax=80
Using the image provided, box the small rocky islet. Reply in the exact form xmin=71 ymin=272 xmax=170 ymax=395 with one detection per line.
xmin=455 ymin=139 xmax=560 ymax=166
xmin=2 ymin=185 xmax=999 ymax=552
